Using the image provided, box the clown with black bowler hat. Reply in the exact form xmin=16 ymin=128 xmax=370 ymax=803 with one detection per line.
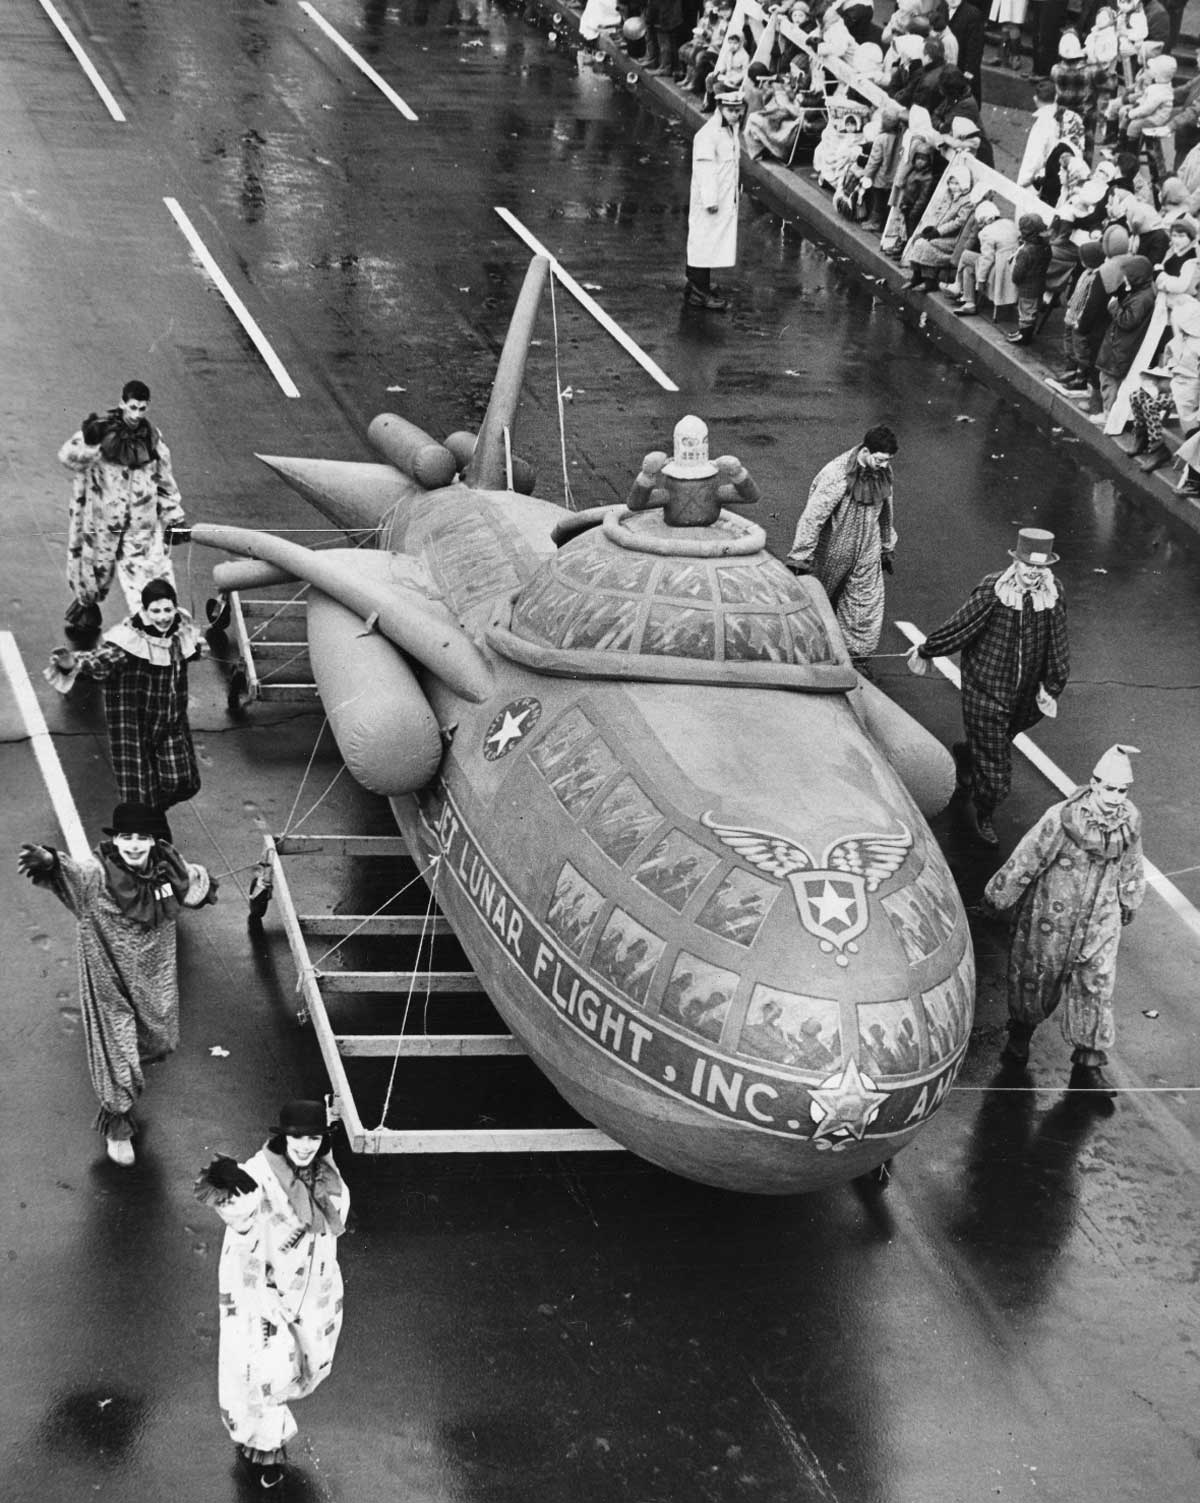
xmin=908 ymin=526 xmax=1070 ymax=846
xmin=195 ymin=1098 xmax=350 ymax=1490
xmin=18 ymin=801 xmax=216 ymax=1165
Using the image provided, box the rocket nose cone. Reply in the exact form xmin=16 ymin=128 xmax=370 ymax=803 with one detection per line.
xmin=256 ymin=454 xmax=428 ymax=534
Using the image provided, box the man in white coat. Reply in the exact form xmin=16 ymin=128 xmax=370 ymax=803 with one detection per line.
xmin=685 ymin=91 xmax=743 ymax=311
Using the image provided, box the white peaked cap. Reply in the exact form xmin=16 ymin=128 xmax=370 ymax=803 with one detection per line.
xmin=1092 ymin=744 xmax=1140 ymax=784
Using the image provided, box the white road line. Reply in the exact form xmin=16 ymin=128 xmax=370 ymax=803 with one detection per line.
xmin=895 ymin=619 xmax=1200 ymax=945
xmin=34 ymin=0 xmax=126 ymax=122
xmin=298 ymin=1 xmax=419 ymax=120
xmin=0 ymin=633 xmax=90 ymax=861
xmin=494 ymin=208 xmax=681 ymax=393
xmin=163 ymin=198 xmax=301 ymax=399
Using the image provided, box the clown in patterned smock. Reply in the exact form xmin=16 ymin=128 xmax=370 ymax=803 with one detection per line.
xmin=982 ymin=744 xmax=1146 ymax=1103
xmin=17 ymin=802 xmax=217 ymax=1166
xmin=194 ymin=1099 xmax=350 ymax=1492
xmin=57 ymin=379 xmax=188 ymax=639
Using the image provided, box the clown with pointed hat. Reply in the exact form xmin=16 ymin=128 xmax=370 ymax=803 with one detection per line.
xmin=981 ymin=744 xmax=1146 ymax=1102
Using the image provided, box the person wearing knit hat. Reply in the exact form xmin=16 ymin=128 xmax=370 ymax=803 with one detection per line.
xmin=1007 ymin=213 xmax=1052 ymax=346
xmin=17 ymin=805 xmax=217 ymax=1164
xmin=1094 ymin=252 xmax=1157 ymax=420
xmin=58 ymin=379 xmax=189 ymax=641
xmin=44 ymin=576 xmax=207 ymax=816
xmin=948 ymin=200 xmax=1018 ymax=316
xmin=908 ymin=526 xmax=1069 ymax=846
xmin=1046 ymin=238 xmax=1109 ymax=402
xmin=982 ymin=745 xmax=1145 ymax=1102
xmin=195 ymin=1098 xmax=349 ymax=1489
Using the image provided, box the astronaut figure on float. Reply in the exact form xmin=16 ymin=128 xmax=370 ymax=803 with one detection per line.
xmin=625 ymin=415 xmax=761 ymax=527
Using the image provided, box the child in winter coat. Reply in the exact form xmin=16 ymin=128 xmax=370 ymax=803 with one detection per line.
xmin=1095 ymin=253 xmax=1157 ymax=411
xmin=1046 ymin=239 xmax=1109 ymax=397
xmin=1008 ymin=214 xmax=1052 ymax=344
xmin=862 ymin=102 xmax=905 ymax=230
xmin=891 ymin=142 xmax=936 ymax=253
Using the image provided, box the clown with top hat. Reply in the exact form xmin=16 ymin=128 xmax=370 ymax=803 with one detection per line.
xmin=981 ymin=745 xmax=1146 ymax=1102
xmin=908 ymin=526 xmax=1071 ymax=846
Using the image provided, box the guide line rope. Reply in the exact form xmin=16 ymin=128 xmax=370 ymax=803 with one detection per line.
xmin=375 ymin=853 xmax=444 ymax=1131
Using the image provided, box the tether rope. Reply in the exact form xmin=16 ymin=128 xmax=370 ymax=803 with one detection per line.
xmin=549 ymin=271 xmax=578 ymax=512
xmin=374 ymin=852 xmax=443 ymax=1130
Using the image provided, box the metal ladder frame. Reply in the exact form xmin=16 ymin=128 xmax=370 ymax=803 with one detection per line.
xmin=261 ymin=832 xmax=621 ymax=1156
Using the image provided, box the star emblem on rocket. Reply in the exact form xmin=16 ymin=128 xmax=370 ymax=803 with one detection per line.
xmin=808 ymin=1058 xmax=889 ymax=1142
xmin=700 ymin=813 xmax=912 ymax=966
xmin=482 ymin=697 xmax=542 ymax=760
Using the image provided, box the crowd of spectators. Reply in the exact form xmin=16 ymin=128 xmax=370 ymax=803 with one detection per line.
xmin=580 ymin=0 xmax=1200 ymax=493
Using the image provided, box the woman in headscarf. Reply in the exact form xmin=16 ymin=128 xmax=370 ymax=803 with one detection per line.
xmin=17 ymin=803 xmax=217 ymax=1164
xmin=45 ymin=576 xmax=206 ymax=822
xmin=195 ymin=1100 xmax=350 ymax=1491
xmin=903 ymin=157 xmax=976 ymax=290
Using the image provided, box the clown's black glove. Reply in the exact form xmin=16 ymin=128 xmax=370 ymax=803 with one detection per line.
xmin=205 ymin=1156 xmax=258 ymax=1195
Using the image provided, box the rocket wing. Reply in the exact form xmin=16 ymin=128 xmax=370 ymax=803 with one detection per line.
xmin=191 ymin=524 xmax=493 ymax=703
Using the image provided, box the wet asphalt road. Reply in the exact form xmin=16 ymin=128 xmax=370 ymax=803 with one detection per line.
xmin=2 ymin=2 xmax=1199 ymax=1499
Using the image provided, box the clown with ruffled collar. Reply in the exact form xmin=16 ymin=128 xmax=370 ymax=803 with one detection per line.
xmin=45 ymin=577 xmax=207 ymax=814
xmin=18 ymin=802 xmax=217 ymax=1164
xmin=58 ymin=378 xmax=188 ymax=640
xmin=195 ymin=1100 xmax=350 ymax=1490
xmin=982 ymin=744 xmax=1146 ymax=1102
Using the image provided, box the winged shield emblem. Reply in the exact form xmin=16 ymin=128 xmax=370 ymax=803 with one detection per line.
xmin=700 ymin=814 xmax=912 ymax=967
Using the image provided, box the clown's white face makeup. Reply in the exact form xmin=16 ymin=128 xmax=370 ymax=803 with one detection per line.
xmin=119 ymin=395 xmax=149 ymax=427
xmin=142 ymin=598 xmax=177 ymax=629
xmin=1090 ymin=776 xmax=1130 ymax=815
xmin=113 ymin=832 xmax=154 ymax=868
xmin=286 ymin=1134 xmax=323 ymax=1168
xmin=1014 ymin=561 xmax=1049 ymax=589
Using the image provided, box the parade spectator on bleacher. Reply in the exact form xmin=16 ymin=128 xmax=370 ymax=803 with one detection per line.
xmin=704 ymin=24 xmax=749 ymax=108
xmin=989 ymin=0 xmax=1028 ymax=76
xmin=1108 ymin=186 xmax=1170 ymax=260
xmin=1167 ymin=300 xmax=1200 ymax=492
xmin=1126 ymin=366 xmax=1176 ymax=467
xmin=948 ymin=199 xmax=1019 ymax=315
xmin=929 ymin=2 xmax=961 ymax=66
xmin=861 ymin=102 xmax=907 ymax=229
xmin=1155 ymin=213 xmax=1200 ymax=302
xmin=890 ymin=140 xmax=938 ymax=252
xmin=744 ymin=63 xmax=819 ymax=162
xmin=1008 ymin=214 xmax=1053 ymax=343
xmin=904 ymin=159 xmax=976 ymax=289
xmin=1046 ymin=238 xmax=1108 ymax=400
xmin=1018 ymin=80 xmax=1083 ymax=192
xmin=1119 ymin=54 xmax=1177 ymax=183
xmin=1050 ymin=32 xmax=1089 ymax=115
xmin=1094 ymin=253 xmax=1157 ymax=413
xmin=944 ymin=0 xmax=985 ymax=103
xmin=644 ymin=0 xmax=685 ymax=76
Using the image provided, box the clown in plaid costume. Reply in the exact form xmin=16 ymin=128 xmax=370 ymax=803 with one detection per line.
xmin=45 ymin=579 xmax=206 ymax=813
xmin=910 ymin=528 xmax=1069 ymax=843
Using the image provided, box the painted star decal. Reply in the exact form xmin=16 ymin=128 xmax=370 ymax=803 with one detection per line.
xmin=809 ymin=880 xmax=857 ymax=930
xmin=808 ymin=1058 xmax=888 ymax=1142
xmin=486 ymin=707 xmax=533 ymax=755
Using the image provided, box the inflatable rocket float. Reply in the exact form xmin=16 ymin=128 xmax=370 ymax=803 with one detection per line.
xmin=194 ymin=257 xmax=973 ymax=1194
